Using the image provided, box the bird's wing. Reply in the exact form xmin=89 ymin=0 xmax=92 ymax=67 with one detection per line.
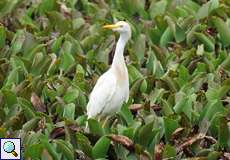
xmin=87 ymin=70 xmax=117 ymax=118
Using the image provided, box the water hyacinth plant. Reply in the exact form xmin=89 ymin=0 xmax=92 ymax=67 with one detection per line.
xmin=0 ymin=0 xmax=230 ymax=159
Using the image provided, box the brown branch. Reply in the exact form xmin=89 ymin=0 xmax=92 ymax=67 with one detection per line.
xmin=177 ymin=133 xmax=205 ymax=152
xmin=107 ymin=134 xmax=134 ymax=151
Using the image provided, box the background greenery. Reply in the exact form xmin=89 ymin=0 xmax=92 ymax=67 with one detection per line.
xmin=0 ymin=0 xmax=230 ymax=159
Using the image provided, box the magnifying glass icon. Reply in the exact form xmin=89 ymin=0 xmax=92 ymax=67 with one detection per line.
xmin=3 ymin=141 xmax=18 ymax=157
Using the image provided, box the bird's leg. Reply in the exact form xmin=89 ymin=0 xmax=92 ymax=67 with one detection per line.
xmin=102 ymin=116 xmax=110 ymax=128
xmin=98 ymin=115 xmax=104 ymax=122
xmin=59 ymin=69 xmax=63 ymax=78
xmin=111 ymin=114 xmax=119 ymax=128
xmin=102 ymin=115 xmax=117 ymax=129
xmin=97 ymin=115 xmax=108 ymax=129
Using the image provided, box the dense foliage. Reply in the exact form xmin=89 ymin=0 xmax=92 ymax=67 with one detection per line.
xmin=0 ymin=0 xmax=230 ymax=159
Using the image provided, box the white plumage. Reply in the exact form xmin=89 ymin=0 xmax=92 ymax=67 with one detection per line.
xmin=87 ymin=21 xmax=131 ymax=119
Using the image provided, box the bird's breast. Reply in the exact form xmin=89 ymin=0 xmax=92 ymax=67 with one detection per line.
xmin=113 ymin=63 xmax=128 ymax=86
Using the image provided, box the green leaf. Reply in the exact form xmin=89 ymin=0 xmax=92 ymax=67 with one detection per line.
xmin=209 ymin=0 xmax=219 ymax=11
xmin=76 ymin=133 xmax=92 ymax=157
xmin=53 ymin=139 xmax=74 ymax=160
xmin=165 ymin=16 xmax=185 ymax=43
xmin=207 ymin=151 xmax=222 ymax=160
xmin=177 ymin=65 xmax=190 ymax=87
xmin=163 ymin=117 xmax=180 ymax=142
xmin=118 ymin=103 xmax=133 ymax=126
xmin=185 ymin=0 xmax=200 ymax=12
xmin=196 ymin=0 xmax=219 ymax=19
xmin=40 ymin=135 xmax=59 ymax=160
xmin=10 ymin=30 xmax=25 ymax=55
xmin=206 ymin=85 xmax=230 ymax=101
xmin=149 ymin=88 xmax=166 ymax=106
xmin=218 ymin=116 xmax=230 ymax=148
xmin=51 ymin=35 xmax=64 ymax=54
xmin=18 ymin=98 xmax=36 ymax=120
xmin=127 ymin=64 xmax=143 ymax=85
xmin=10 ymin=56 xmax=28 ymax=74
xmin=163 ymin=144 xmax=176 ymax=159
xmin=149 ymin=28 xmax=162 ymax=44
xmin=133 ymin=34 xmax=146 ymax=63
xmin=186 ymin=24 xmax=206 ymax=46
xmin=24 ymin=143 xmax=43 ymax=159
xmin=174 ymin=92 xmax=196 ymax=120
xmin=161 ymin=99 xmax=174 ymax=116
xmin=175 ymin=25 xmax=186 ymax=43
xmin=92 ymin=136 xmax=110 ymax=159
xmin=149 ymin=0 xmax=167 ymax=19
xmin=0 ymin=0 xmax=18 ymax=17
xmin=65 ymin=34 xmax=84 ymax=55
xmin=140 ymin=79 xmax=147 ymax=93
xmin=76 ymin=115 xmax=87 ymax=126
xmin=4 ymin=68 xmax=19 ymax=87
xmin=38 ymin=0 xmax=57 ymax=15
xmin=24 ymin=44 xmax=46 ymax=61
xmin=138 ymin=121 xmax=154 ymax=147
xmin=63 ymin=103 xmax=75 ymax=120
xmin=194 ymin=32 xmax=214 ymax=52
xmin=59 ymin=41 xmax=75 ymax=72
xmin=63 ymin=87 xmax=79 ymax=103
xmin=160 ymin=27 xmax=174 ymax=47
xmin=1 ymin=89 xmax=17 ymax=107
xmin=122 ymin=127 xmax=134 ymax=140
xmin=146 ymin=49 xmax=164 ymax=78
xmin=219 ymin=55 xmax=230 ymax=71
xmin=88 ymin=118 xmax=104 ymax=136
xmin=211 ymin=16 xmax=230 ymax=46
xmin=22 ymin=117 xmax=40 ymax=132
xmin=200 ymin=100 xmax=226 ymax=122
xmin=72 ymin=18 xmax=85 ymax=30
xmin=0 ymin=26 xmax=6 ymax=48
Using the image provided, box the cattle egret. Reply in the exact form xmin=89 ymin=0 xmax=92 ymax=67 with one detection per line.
xmin=87 ymin=21 xmax=131 ymax=119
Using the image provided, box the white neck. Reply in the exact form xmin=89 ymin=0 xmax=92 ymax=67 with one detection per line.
xmin=111 ymin=34 xmax=128 ymax=68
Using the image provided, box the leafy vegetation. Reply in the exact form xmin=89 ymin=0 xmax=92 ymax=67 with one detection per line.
xmin=0 ymin=0 xmax=230 ymax=159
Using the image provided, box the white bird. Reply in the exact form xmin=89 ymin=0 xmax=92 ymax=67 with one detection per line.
xmin=87 ymin=21 xmax=131 ymax=119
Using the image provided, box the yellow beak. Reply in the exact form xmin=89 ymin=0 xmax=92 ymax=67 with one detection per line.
xmin=103 ymin=24 xmax=120 ymax=29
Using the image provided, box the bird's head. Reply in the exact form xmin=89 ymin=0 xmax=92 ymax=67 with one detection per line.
xmin=103 ymin=21 xmax=131 ymax=40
